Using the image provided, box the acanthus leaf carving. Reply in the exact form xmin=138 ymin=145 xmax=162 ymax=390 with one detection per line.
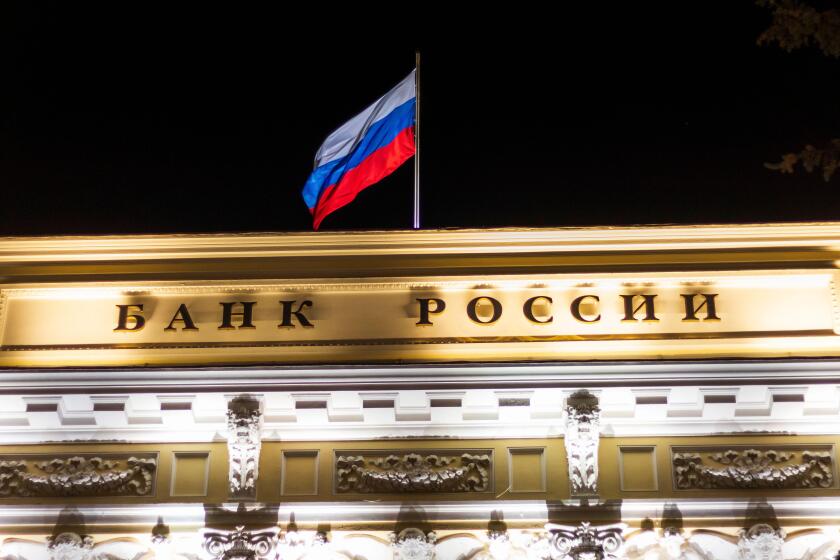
xmin=673 ymin=447 xmax=834 ymax=490
xmin=335 ymin=451 xmax=492 ymax=493
xmin=0 ymin=455 xmax=156 ymax=497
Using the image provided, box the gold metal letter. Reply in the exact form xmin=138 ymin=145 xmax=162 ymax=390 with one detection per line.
xmin=570 ymin=295 xmax=601 ymax=323
xmin=523 ymin=296 xmax=553 ymax=324
xmin=467 ymin=296 xmax=502 ymax=325
xmin=114 ymin=304 xmax=145 ymax=332
xmin=416 ymin=298 xmax=446 ymax=326
xmin=164 ymin=304 xmax=199 ymax=331
xmin=278 ymin=300 xmax=314 ymax=328
xmin=620 ymin=294 xmax=658 ymax=322
xmin=219 ymin=301 xmax=257 ymax=330
xmin=681 ymin=293 xmax=720 ymax=321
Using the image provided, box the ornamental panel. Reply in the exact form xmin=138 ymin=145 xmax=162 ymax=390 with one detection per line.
xmin=671 ymin=445 xmax=835 ymax=490
xmin=0 ymin=452 xmax=158 ymax=497
xmin=334 ymin=449 xmax=493 ymax=494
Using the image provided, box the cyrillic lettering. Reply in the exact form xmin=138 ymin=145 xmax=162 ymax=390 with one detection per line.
xmin=523 ymin=296 xmax=553 ymax=324
xmin=114 ymin=304 xmax=145 ymax=331
xmin=467 ymin=296 xmax=502 ymax=324
xmin=620 ymin=294 xmax=658 ymax=322
xmin=416 ymin=298 xmax=446 ymax=326
xmin=219 ymin=301 xmax=257 ymax=329
xmin=681 ymin=293 xmax=720 ymax=321
xmin=278 ymin=300 xmax=314 ymax=328
xmin=164 ymin=303 xmax=198 ymax=331
xmin=570 ymin=295 xmax=601 ymax=323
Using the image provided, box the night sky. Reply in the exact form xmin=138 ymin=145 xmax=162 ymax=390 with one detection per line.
xmin=3 ymin=3 xmax=840 ymax=235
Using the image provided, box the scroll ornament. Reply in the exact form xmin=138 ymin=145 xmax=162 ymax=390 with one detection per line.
xmin=0 ymin=456 xmax=156 ymax=497
xmin=673 ymin=448 xmax=833 ymax=489
xmin=545 ymin=522 xmax=625 ymax=560
xmin=336 ymin=452 xmax=491 ymax=493
xmin=203 ymin=525 xmax=278 ymax=560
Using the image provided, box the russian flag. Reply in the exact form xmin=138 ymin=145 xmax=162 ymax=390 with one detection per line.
xmin=301 ymin=70 xmax=416 ymax=230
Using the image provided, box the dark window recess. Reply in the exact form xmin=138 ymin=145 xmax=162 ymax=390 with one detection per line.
xmin=635 ymin=396 xmax=667 ymax=405
xmin=430 ymin=398 xmax=462 ymax=408
xmin=499 ymin=398 xmax=530 ymax=407
xmin=26 ymin=403 xmax=58 ymax=412
xmin=295 ymin=401 xmax=328 ymax=409
xmin=363 ymin=400 xmax=395 ymax=409
xmin=704 ymin=395 xmax=736 ymax=404
xmin=772 ymin=394 xmax=805 ymax=402
xmin=93 ymin=402 xmax=125 ymax=412
xmin=161 ymin=402 xmax=192 ymax=411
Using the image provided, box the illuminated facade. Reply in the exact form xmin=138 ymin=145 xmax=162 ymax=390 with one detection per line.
xmin=2 ymin=223 xmax=840 ymax=559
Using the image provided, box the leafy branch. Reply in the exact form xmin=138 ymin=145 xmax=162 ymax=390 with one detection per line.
xmin=765 ymin=140 xmax=840 ymax=181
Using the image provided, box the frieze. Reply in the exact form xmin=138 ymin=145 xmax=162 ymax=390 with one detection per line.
xmin=0 ymin=453 xmax=157 ymax=497
xmin=335 ymin=450 xmax=493 ymax=493
xmin=672 ymin=445 xmax=835 ymax=490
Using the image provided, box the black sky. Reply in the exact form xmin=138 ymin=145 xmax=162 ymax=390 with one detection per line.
xmin=2 ymin=3 xmax=840 ymax=235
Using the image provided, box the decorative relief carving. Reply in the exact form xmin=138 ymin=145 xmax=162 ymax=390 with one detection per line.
xmin=564 ymin=390 xmax=601 ymax=497
xmin=203 ymin=525 xmax=278 ymax=560
xmin=0 ymin=454 xmax=157 ymax=497
xmin=335 ymin=450 xmax=492 ymax=493
xmin=672 ymin=446 xmax=834 ymax=490
xmin=738 ymin=524 xmax=785 ymax=560
xmin=546 ymin=522 xmax=625 ymax=560
xmin=47 ymin=533 xmax=95 ymax=560
xmin=226 ymin=398 xmax=262 ymax=500
xmin=391 ymin=528 xmax=436 ymax=560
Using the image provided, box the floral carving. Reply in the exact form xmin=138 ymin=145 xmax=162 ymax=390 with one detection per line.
xmin=335 ymin=451 xmax=492 ymax=493
xmin=0 ymin=454 xmax=156 ymax=497
xmin=564 ymin=390 xmax=601 ymax=497
xmin=673 ymin=447 xmax=833 ymax=489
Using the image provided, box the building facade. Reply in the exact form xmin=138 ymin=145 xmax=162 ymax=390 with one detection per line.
xmin=2 ymin=224 xmax=840 ymax=559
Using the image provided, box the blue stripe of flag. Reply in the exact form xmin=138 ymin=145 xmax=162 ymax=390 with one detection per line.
xmin=302 ymin=98 xmax=416 ymax=210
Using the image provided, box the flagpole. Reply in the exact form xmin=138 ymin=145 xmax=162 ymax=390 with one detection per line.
xmin=413 ymin=50 xmax=421 ymax=230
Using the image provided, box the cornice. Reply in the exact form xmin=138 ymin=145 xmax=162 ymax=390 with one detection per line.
xmin=3 ymin=222 xmax=840 ymax=282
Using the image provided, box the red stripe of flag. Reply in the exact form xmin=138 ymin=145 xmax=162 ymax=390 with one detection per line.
xmin=312 ymin=127 xmax=415 ymax=230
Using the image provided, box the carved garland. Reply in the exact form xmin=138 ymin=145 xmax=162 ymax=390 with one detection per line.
xmin=673 ymin=448 xmax=833 ymax=490
xmin=336 ymin=452 xmax=492 ymax=493
xmin=0 ymin=455 xmax=156 ymax=497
